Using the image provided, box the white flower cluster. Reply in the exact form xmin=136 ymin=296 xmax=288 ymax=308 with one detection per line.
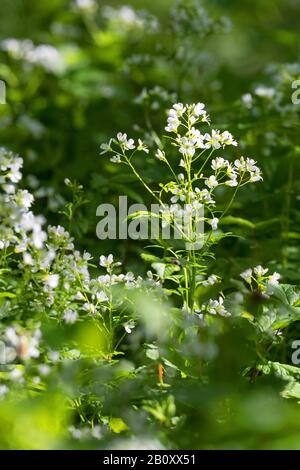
xmin=1 ymin=39 xmax=64 ymax=73
xmin=0 ymin=148 xmax=47 ymax=254
xmin=0 ymin=149 xmax=161 ymax=394
xmin=100 ymin=133 xmax=149 ymax=163
xmin=134 ymin=86 xmax=177 ymax=110
xmin=3 ymin=327 xmax=41 ymax=362
xmin=240 ymin=265 xmax=281 ymax=289
xmin=102 ymin=5 xmax=159 ymax=32
xmin=165 ymin=102 xmax=210 ymax=133
xmin=197 ymin=296 xmax=230 ymax=318
xmin=69 ymin=424 xmax=102 ymax=441
xmin=74 ymin=0 xmax=96 ymax=11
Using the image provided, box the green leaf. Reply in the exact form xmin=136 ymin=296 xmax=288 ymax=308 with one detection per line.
xmin=220 ymin=216 xmax=255 ymax=229
xmin=0 ymin=292 xmax=16 ymax=299
xmin=109 ymin=417 xmax=128 ymax=434
xmin=258 ymin=361 xmax=300 ymax=380
xmin=145 ymin=344 xmax=160 ymax=361
xmin=141 ymin=253 xmax=161 ymax=263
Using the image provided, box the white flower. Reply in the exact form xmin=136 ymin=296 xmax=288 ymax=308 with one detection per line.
xmin=179 ymin=159 xmax=187 ymax=169
xmin=240 ymin=268 xmax=252 ymax=283
xmin=10 ymin=368 xmax=24 ymax=381
xmin=254 ymin=265 xmax=268 ymax=277
xmin=17 ymin=189 xmax=34 ymax=209
xmin=38 ymin=364 xmax=51 ymax=376
xmin=96 ymin=291 xmax=108 ymax=302
xmin=4 ymin=41 xmax=65 ymax=73
xmin=220 ymin=131 xmax=238 ymax=147
xmin=44 ymin=274 xmax=59 ymax=289
xmin=250 ymin=168 xmax=263 ymax=182
xmin=268 ymin=272 xmax=281 ymax=286
xmin=63 ymin=309 xmax=78 ymax=324
xmin=165 ymin=116 xmax=181 ymax=133
xmin=23 ymin=252 xmax=34 ymax=265
xmin=155 ymin=149 xmax=165 ymax=161
xmin=194 ymin=187 xmax=215 ymax=204
xmin=117 ymin=133 xmax=135 ymax=150
xmin=123 ymin=320 xmax=135 ymax=333
xmin=172 ymin=103 xmax=186 ymax=116
xmin=137 ymin=139 xmax=149 ymax=153
xmin=75 ymin=0 xmax=96 ymax=10
xmin=0 ymin=385 xmax=8 ymax=397
xmin=203 ymin=275 xmax=218 ymax=287
xmin=29 ymin=45 xmax=64 ymax=73
xmin=242 ymin=93 xmax=253 ymax=108
xmin=207 ymin=297 xmax=230 ymax=317
xmin=205 ymin=175 xmax=218 ymax=189
xmin=75 ymin=291 xmax=84 ymax=300
xmin=211 ymin=157 xmax=228 ymax=170
xmin=179 ymin=137 xmax=196 ymax=157
xmin=225 ymin=177 xmax=238 ymax=187
xmin=100 ymin=138 xmax=113 ymax=154
xmin=234 ymin=157 xmax=246 ymax=171
xmin=170 ymin=188 xmax=185 ymax=203
xmin=209 ymin=218 xmax=219 ymax=230
xmin=99 ymin=254 xmax=114 ymax=268
xmin=255 ymin=86 xmax=275 ymax=99
xmin=48 ymin=351 xmax=60 ymax=362
xmin=193 ymin=102 xmax=206 ymax=116
xmin=110 ymin=155 xmax=121 ymax=163
xmin=83 ymin=302 xmax=97 ymax=315
xmin=204 ymin=130 xmax=222 ymax=149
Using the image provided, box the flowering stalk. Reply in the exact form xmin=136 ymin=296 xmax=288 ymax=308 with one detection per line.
xmin=100 ymin=102 xmax=263 ymax=316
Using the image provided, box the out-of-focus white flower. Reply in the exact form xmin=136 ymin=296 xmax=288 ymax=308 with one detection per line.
xmin=123 ymin=320 xmax=135 ymax=334
xmin=63 ymin=309 xmax=78 ymax=324
xmin=137 ymin=139 xmax=149 ymax=153
xmin=96 ymin=291 xmax=108 ymax=302
xmin=209 ymin=218 xmax=219 ymax=230
xmin=207 ymin=297 xmax=230 ymax=317
xmin=0 ymin=385 xmax=8 ymax=398
xmin=155 ymin=149 xmax=166 ymax=161
xmin=255 ymin=86 xmax=275 ymax=99
xmin=1 ymin=39 xmax=64 ymax=73
xmin=44 ymin=274 xmax=60 ymax=289
xmin=254 ymin=265 xmax=268 ymax=277
xmin=268 ymin=272 xmax=281 ymax=286
xmin=83 ymin=302 xmax=96 ymax=315
xmin=203 ymin=275 xmax=218 ymax=287
xmin=16 ymin=189 xmax=34 ymax=209
xmin=10 ymin=368 xmax=24 ymax=381
xmin=100 ymin=139 xmax=113 ymax=155
xmin=75 ymin=0 xmax=96 ymax=10
xmin=38 ymin=364 xmax=51 ymax=376
xmin=110 ymin=155 xmax=121 ymax=163
xmin=242 ymin=93 xmax=253 ymax=108
xmin=240 ymin=268 xmax=252 ymax=284
xmin=27 ymin=44 xmax=64 ymax=73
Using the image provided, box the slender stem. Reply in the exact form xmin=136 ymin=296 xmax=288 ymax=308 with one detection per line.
xmin=124 ymin=155 xmax=160 ymax=203
xmin=220 ymin=171 xmax=245 ymax=220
